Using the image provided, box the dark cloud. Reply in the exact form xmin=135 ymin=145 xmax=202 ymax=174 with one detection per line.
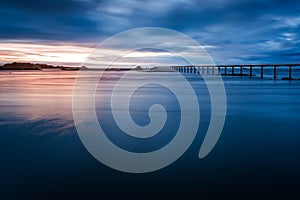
xmin=0 ymin=0 xmax=104 ymax=41
xmin=1 ymin=0 xmax=96 ymax=14
xmin=0 ymin=0 xmax=300 ymax=63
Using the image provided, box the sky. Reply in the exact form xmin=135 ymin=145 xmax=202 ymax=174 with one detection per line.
xmin=0 ymin=0 xmax=300 ymax=67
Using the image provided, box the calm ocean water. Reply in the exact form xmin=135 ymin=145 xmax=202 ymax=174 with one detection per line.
xmin=0 ymin=70 xmax=300 ymax=199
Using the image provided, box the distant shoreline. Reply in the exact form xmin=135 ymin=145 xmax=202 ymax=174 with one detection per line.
xmin=0 ymin=62 xmax=79 ymax=71
xmin=0 ymin=62 xmax=173 ymax=72
xmin=0 ymin=62 xmax=139 ymax=71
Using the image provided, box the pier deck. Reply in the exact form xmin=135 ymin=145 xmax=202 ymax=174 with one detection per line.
xmin=168 ymin=64 xmax=300 ymax=80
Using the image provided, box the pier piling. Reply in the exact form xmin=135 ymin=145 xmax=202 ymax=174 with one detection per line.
xmin=173 ymin=64 xmax=298 ymax=80
xmin=289 ymin=65 xmax=292 ymax=80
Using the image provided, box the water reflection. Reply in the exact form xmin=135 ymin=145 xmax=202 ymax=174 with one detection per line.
xmin=1 ymin=71 xmax=300 ymax=198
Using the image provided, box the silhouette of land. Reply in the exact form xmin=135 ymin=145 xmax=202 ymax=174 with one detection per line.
xmin=0 ymin=62 xmax=79 ymax=71
xmin=0 ymin=62 xmax=140 ymax=71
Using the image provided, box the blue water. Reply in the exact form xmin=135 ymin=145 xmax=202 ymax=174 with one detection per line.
xmin=0 ymin=71 xmax=300 ymax=199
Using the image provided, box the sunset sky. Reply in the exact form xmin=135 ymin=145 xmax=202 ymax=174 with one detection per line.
xmin=1 ymin=0 xmax=300 ymax=67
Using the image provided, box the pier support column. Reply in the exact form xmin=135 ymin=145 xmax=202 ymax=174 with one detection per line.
xmin=240 ymin=66 xmax=243 ymax=76
xmin=224 ymin=67 xmax=227 ymax=75
xmin=194 ymin=67 xmax=196 ymax=74
xmin=207 ymin=66 xmax=209 ymax=75
xmin=212 ymin=66 xmax=215 ymax=75
xmin=232 ymin=66 xmax=234 ymax=75
xmin=250 ymin=66 xmax=253 ymax=77
xmin=218 ymin=67 xmax=220 ymax=75
xmin=274 ymin=66 xmax=277 ymax=80
xmin=261 ymin=66 xmax=264 ymax=78
xmin=289 ymin=65 xmax=292 ymax=80
xmin=197 ymin=67 xmax=200 ymax=74
xmin=202 ymin=67 xmax=204 ymax=75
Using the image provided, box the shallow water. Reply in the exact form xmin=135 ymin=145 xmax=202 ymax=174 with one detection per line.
xmin=0 ymin=71 xmax=300 ymax=199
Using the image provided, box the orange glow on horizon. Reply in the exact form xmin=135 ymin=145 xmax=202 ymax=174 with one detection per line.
xmin=0 ymin=41 xmax=189 ymax=68
xmin=0 ymin=42 xmax=93 ymax=67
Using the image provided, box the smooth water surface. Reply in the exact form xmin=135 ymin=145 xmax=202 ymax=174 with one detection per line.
xmin=0 ymin=71 xmax=300 ymax=199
